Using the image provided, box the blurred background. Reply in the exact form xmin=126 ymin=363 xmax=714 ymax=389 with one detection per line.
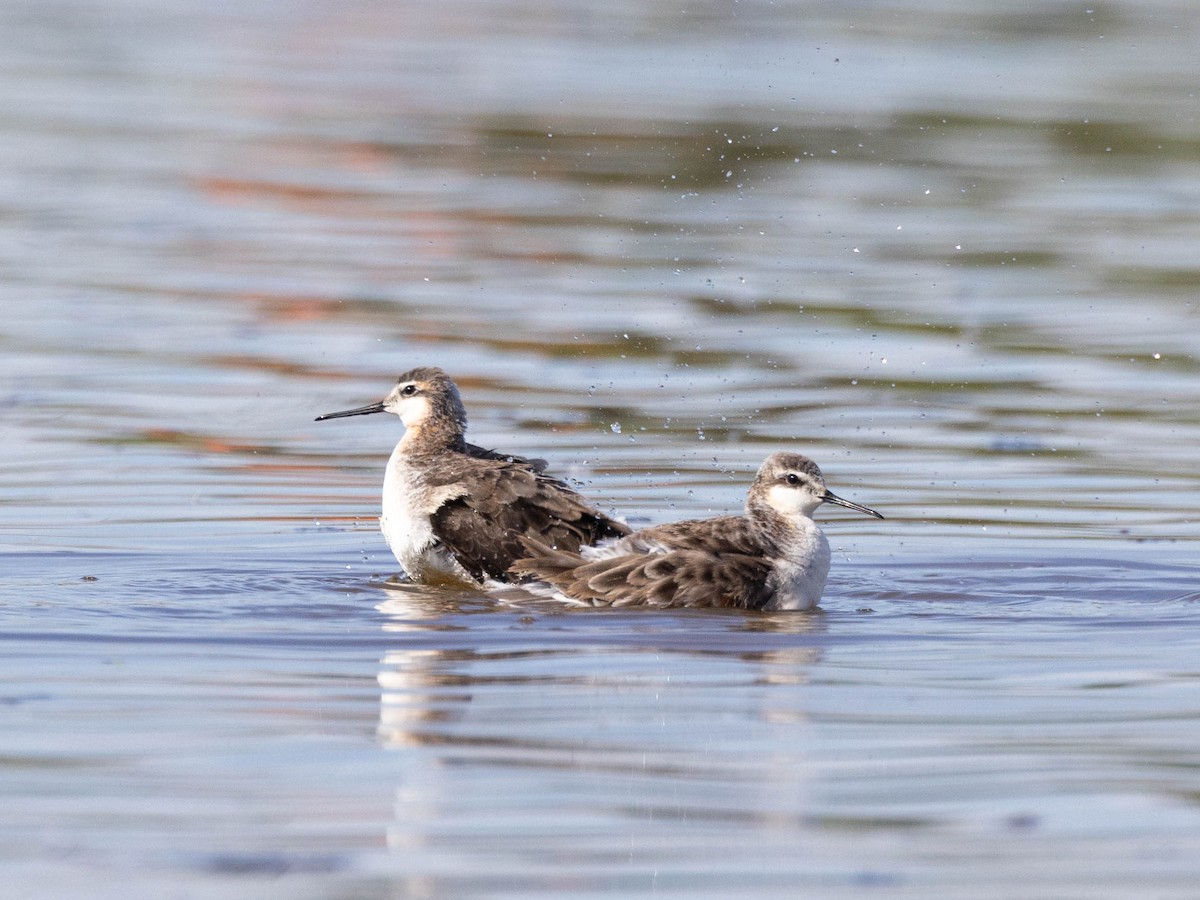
xmin=3 ymin=1 xmax=1200 ymax=897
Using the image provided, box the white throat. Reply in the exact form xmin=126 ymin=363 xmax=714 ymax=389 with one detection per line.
xmin=398 ymin=396 xmax=432 ymax=429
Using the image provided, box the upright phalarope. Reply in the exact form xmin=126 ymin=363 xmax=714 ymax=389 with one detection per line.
xmin=317 ymin=367 xmax=629 ymax=586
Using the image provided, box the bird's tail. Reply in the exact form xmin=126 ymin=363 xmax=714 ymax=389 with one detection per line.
xmin=508 ymin=536 xmax=586 ymax=583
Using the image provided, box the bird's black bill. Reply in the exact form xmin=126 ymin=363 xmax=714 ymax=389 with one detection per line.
xmin=822 ymin=491 xmax=884 ymax=519
xmin=314 ymin=402 xmax=387 ymax=422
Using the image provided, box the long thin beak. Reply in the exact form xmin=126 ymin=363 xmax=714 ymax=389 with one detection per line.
xmin=314 ymin=401 xmax=387 ymax=422
xmin=822 ymin=491 xmax=884 ymax=519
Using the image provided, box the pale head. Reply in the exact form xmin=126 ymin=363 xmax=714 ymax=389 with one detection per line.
xmin=750 ymin=451 xmax=883 ymax=522
xmin=315 ymin=366 xmax=468 ymax=441
xmin=381 ymin=367 xmax=467 ymax=431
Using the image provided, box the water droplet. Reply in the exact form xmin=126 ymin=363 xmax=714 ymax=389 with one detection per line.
xmin=610 ymin=422 xmax=622 ymax=434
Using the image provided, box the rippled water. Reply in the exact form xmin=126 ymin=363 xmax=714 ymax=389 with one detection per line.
xmin=4 ymin=0 xmax=1200 ymax=896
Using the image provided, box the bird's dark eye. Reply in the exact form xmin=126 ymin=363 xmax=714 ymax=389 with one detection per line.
xmin=785 ymin=473 xmax=801 ymax=485
xmin=400 ymin=384 xmax=418 ymax=397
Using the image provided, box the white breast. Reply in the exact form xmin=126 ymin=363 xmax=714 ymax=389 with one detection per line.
xmin=379 ymin=443 xmax=473 ymax=584
xmin=763 ymin=519 xmax=831 ymax=611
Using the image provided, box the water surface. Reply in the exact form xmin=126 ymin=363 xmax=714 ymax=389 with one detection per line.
xmin=3 ymin=0 xmax=1200 ymax=897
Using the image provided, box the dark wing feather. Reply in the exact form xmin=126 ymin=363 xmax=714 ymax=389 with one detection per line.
xmin=426 ymin=456 xmax=628 ymax=582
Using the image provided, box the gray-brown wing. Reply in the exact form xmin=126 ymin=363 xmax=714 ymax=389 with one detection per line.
xmin=428 ymin=461 xmax=628 ymax=582
xmin=512 ymin=537 xmax=775 ymax=609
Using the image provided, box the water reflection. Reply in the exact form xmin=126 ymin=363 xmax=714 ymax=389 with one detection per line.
xmin=374 ymin=586 xmax=830 ymax=885
xmin=376 ymin=591 xmax=829 ymax=751
xmin=377 ymin=583 xmax=480 ymax=748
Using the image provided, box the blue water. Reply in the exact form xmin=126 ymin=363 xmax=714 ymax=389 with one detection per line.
xmin=3 ymin=0 xmax=1200 ymax=897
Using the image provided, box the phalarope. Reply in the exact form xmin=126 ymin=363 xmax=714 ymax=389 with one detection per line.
xmin=316 ymin=367 xmax=629 ymax=586
xmin=511 ymin=451 xmax=881 ymax=610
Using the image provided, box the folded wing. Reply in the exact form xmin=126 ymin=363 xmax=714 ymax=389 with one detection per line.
xmin=428 ymin=457 xmax=628 ymax=582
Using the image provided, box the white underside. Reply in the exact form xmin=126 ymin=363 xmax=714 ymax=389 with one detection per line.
xmin=761 ymin=519 xmax=830 ymax=611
